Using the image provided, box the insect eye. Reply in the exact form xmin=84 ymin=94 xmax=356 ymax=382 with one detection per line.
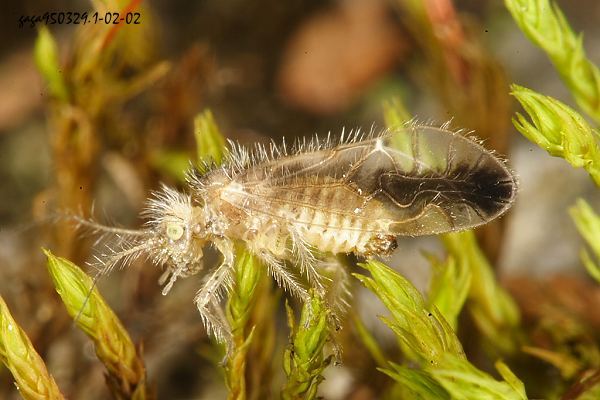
xmin=166 ymin=223 xmax=185 ymax=241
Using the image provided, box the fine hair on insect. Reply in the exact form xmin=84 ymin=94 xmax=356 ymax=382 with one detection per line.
xmin=70 ymin=122 xmax=517 ymax=348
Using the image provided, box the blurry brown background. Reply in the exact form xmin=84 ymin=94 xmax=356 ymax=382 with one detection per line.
xmin=1 ymin=0 xmax=600 ymax=399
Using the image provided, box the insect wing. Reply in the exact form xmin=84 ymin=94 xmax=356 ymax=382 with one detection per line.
xmin=380 ymin=126 xmax=516 ymax=235
xmin=227 ymin=126 xmax=516 ymax=236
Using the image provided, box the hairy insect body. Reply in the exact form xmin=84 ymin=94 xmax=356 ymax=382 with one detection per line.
xmin=201 ymin=167 xmax=400 ymax=282
xmin=207 ymin=159 xmax=396 ymax=259
xmin=81 ymin=125 xmax=517 ymax=347
xmin=251 ymin=181 xmax=385 ymax=255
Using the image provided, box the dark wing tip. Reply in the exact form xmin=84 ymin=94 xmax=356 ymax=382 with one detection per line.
xmin=464 ymin=161 xmax=517 ymax=219
xmin=378 ymin=158 xmax=517 ymax=233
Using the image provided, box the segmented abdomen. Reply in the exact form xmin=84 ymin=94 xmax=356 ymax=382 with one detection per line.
xmin=258 ymin=180 xmax=390 ymax=254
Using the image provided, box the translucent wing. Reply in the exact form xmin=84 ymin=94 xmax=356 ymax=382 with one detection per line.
xmin=224 ymin=125 xmax=516 ymax=236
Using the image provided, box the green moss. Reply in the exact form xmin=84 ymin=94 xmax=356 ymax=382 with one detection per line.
xmin=44 ymin=249 xmax=149 ymax=399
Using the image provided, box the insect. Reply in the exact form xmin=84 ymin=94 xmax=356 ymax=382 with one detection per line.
xmin=75 ymin=123 xmax=517 ymax=346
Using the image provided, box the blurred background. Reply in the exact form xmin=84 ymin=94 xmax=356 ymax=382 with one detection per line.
xmin=1 ymin=0 xmax=600 ymax=398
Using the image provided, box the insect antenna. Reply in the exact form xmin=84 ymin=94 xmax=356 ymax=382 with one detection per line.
xmin=59 ymin=206 xmax=158 ymax=323
xmin=73 ymin=236 xmax=157 ymax=323
xmin=74 ymin=215 xmax=149 ymax=248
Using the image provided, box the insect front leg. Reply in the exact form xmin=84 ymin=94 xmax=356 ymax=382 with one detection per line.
xmin=194 ymin=237 xmax=235 ymax=345
xmin=160 ymin=260 xmax=205 ymax=296
xmin=205 ymin=298 xmax=232 ymax=349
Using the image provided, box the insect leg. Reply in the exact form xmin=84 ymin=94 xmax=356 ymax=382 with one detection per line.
xmin=256 ymin=249 xmax=311 ymax=304
xmin=320 ymin=257 xmax=351 ymax=323
xmin=289 ymin=227 xmax=326 ymax=295
xmin=194 ymin=238 xmax=235 ymax=344
xmin=307 ymin=257 xmax=350 ymax=361
xmin=206 ymin=299 xmax=233 ymax=350
xmin=161 ymin=259 xmax=205 ymax=295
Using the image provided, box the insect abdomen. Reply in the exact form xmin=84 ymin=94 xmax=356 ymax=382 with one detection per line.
xmin=278 ymin=182 xmax=388 ymax=255
xmin=302 ymin=213 xmax=367 ymax=254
